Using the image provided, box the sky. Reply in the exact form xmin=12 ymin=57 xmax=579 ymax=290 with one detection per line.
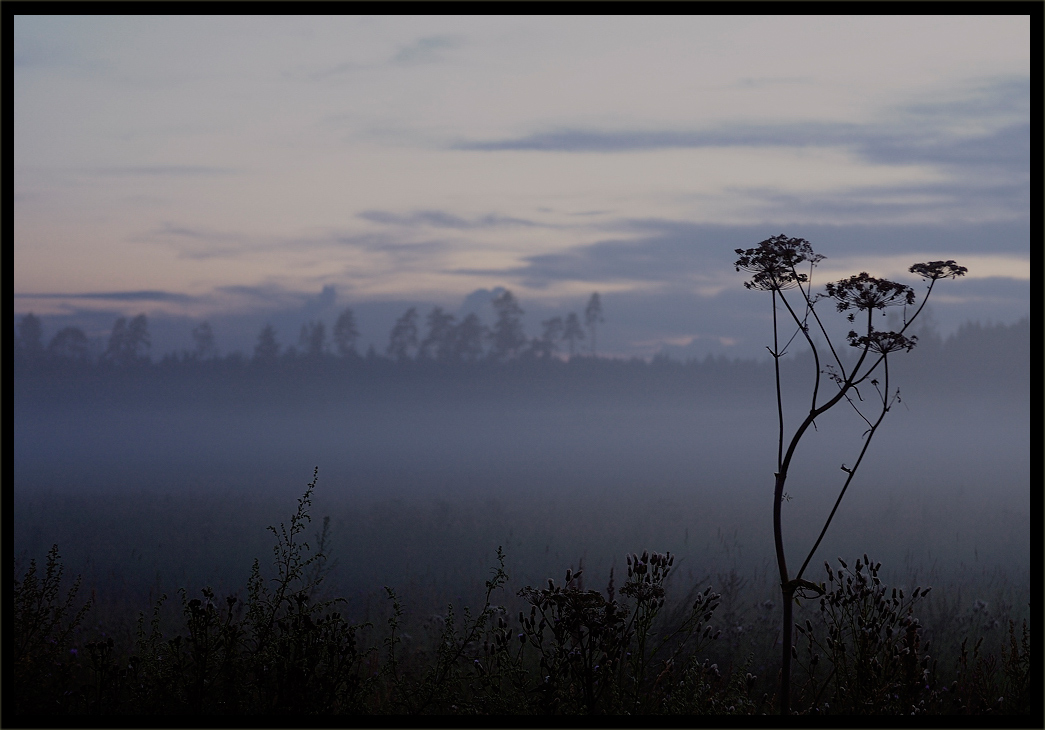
xmin=13 ymin=14 xmax=1031 ymax=361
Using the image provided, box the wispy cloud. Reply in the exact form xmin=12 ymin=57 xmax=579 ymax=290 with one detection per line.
xmin=14 ymin=290 xmax=198 ymax=303
xmin=452 ymin=219 xmax=1031 ymax=290
xmin=142 ymin=222 xmax=255 ymax=260
xmin=452 ymin=120 xmax=1027 ymax=176
xmin=358 ymin=209 xmax=546 ymax=230
xmin=392 ymin=34 xmax=466 ymax=65
xmin=451 ymin=76 xmax=1029 ymax=178
xmin=308 ymin=61 xmax=366 ymax=82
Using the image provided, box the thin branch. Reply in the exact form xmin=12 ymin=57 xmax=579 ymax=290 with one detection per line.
xmin=796 ymin=356 xmax=891 ymax=582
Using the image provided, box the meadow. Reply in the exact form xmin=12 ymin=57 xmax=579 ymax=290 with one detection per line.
xmin=11 ymin=350 xmax=1033 ymax=717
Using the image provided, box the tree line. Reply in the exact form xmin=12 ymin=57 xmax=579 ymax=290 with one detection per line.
xmin=12 ymin=291 xmax=606 ymax=370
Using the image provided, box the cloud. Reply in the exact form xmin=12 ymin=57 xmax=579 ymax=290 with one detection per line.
xmin=451 ymin=219 xmax=1030 ymax=290
xmin=308 ymin=61 xmax=365 ymax=82
xmin=727 ymin=178 xmax=1030 ymax=224
xmin=857 ymin=122 xmax=1029 ymax=173
xmin=142 ymin=222 xmax=256 ymax=260
xmin=452 ymin=120 xmax=1027 ymax=176
xmin=358 ymin=209 xmax=545 ymax=230
xmin=451 ymin=75 xmax=1029 ymax=181
xmin=14 ymin=290 xmax=198 ymax=303
xmin=392 ymin=34 xmax=465 ymax=65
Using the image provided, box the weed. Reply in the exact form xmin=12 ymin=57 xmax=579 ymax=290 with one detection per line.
xmin=735 ymin=237 xmax=967 ymax=713
xmin=11 ymin=544 xmax=93 ymax=714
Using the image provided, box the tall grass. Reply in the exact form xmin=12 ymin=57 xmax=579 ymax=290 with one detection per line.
xmin=10 ymin=470 xmax=1033 ymax=718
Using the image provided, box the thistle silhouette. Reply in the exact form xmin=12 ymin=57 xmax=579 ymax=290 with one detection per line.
xmin=734 ymin=236 xmax=966 ymax=715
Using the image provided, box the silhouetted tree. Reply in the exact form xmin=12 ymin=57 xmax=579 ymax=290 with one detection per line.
xmin=299 ymin=320 xmax=327 ymax=358
xmin=489 ymin=290 xmax=526 ymax=362
xmin=104 ymin=314 xmax=150 ymax=366
xmin=15 ymin=313 xmax=44 ymax=364
xmin=451 ymin=313 xmax=486 ymax=362
xmin=253 ymin=323 xmax=281 ymax=363
xmin=419 ymin=306 xmax=457 ymax=361
xmin=585 ymin=292 xmax=604 ymax=357
xmin=531 ymin=316 xmax=564 ymax=359
xmin=191 ymin=321 xmax=217 ymax=360
xmin=332 ymin=308 xmax=360 ymax=358
xmin=386 ymin=307 xmax=419 ymax=361
xmin=47 ymin=326 xmax=91 ymax=363
xmin=562 ymin=312 xmax=585 ymax=358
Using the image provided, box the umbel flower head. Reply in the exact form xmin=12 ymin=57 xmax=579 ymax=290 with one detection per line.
xmin=735 ymin=235 xmax=824 ymax=291
xmin=909 ymin=260 xmax=968 ymax=281
xmin=825 ymin=272 xmax=915 ymax=318
xmin=846 ymin=329 xmax=918 ymax=354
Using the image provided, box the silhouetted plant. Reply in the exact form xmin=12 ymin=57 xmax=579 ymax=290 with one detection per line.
xmin=381 ymin=547 xmax=520 ymax=713
xmin=949 ymin=619 xmax=1031 ymax=715
xmin=791 ymin=555 xmax=937 ymax=714
xmin=77 ymin=468 xmax=373 ymax=715
xmin=11 ymin=545 xmax=94 ymax=715
xmin=517 ymin=550 xmax=723 ymax=714
xmin=734 ymin=236 xmax=966 ymax=714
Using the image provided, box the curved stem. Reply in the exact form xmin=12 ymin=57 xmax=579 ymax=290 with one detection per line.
xmin=795 ymin=388 xmax=887 ymax=582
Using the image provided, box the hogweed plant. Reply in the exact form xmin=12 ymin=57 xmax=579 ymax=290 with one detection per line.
xmin=733 ymin=235 xmax=966 ymax=715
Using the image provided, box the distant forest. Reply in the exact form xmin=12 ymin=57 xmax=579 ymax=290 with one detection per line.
xmin=12 ymin=289 xmax=1030 ymax=408
xmin=13 ymin=291 xmax=604 ymax=370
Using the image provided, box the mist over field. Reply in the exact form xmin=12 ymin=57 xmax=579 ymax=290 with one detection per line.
xmin=13 ymin=320 xmax=1030 ymax=616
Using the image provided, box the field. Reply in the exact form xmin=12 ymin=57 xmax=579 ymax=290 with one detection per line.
xmin=11 ymin=363 xmax=1033 ymax=716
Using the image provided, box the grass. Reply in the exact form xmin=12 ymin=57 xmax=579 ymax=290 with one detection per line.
xmin=9 ymin=469 xmax=1034 ymax=718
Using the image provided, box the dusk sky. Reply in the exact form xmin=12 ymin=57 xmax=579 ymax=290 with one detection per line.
xmin=14 ymin=15 xmax=1030 ymax=360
